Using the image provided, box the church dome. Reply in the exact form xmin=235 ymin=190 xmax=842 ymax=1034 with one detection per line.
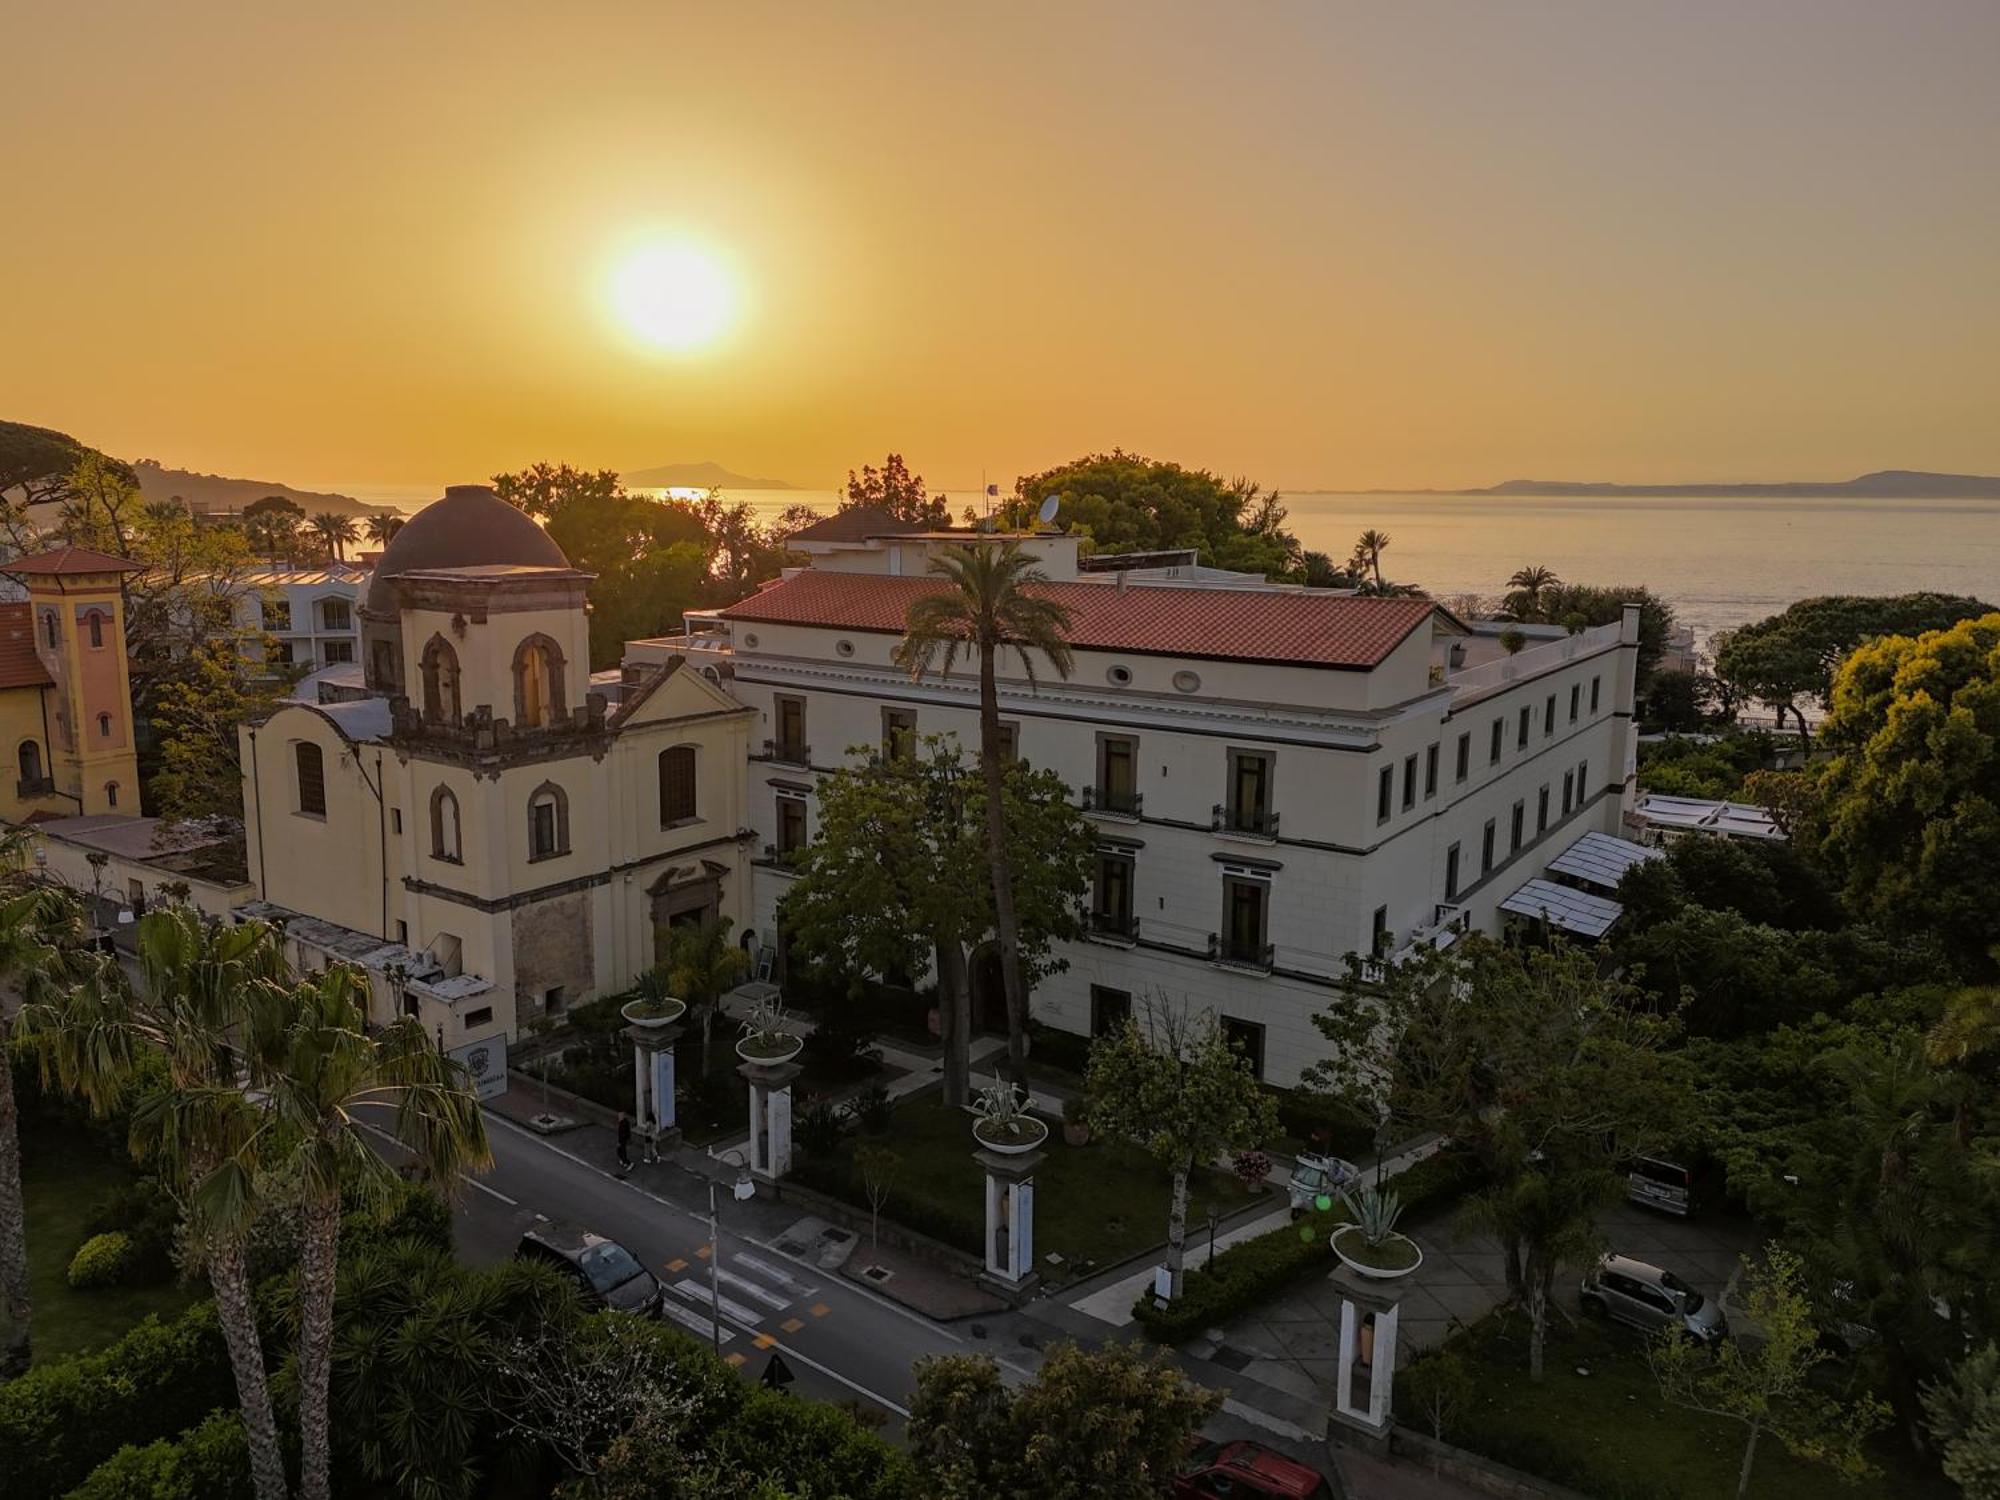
xmin=364 ymin=485 xmax=569 ymax=614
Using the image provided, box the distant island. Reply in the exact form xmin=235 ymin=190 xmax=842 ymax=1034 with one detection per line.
xmin=1368 ymin=469 xmax=2000 ymax=499
xmin=621 ymin=460 xmax=794 ymax=490
xmin=133 ymin=460 xmax=389 ymax=519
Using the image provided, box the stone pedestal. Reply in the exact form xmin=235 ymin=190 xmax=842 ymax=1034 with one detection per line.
xmin=625 ymin=1022 xmax=685 ymax=1142
xmin=739 ymin=1059 xmax=802 ymax=1180
xmin=1329 ymin=1271 xmax=1401 ymax=1444
xmin=975 ymin=1147 xmax=1042 ymax=1287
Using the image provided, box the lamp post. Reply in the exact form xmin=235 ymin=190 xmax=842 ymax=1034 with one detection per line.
xmin=1207 ymin=1205 xmax=1220 ymax=1270
xmin=708 ymin=1148 xmax=756 ymax=1354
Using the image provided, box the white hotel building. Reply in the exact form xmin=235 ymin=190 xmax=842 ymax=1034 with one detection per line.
xmin=632 ymin=508 xmax=1641 ymax=1087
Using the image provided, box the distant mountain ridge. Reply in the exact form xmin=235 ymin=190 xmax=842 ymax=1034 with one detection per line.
xmin=621 ymin=460 xmax=794 ymax=490
xmin=1375 ymin=469 xmax=2000 ymax=499
xmin=133 ymin=460 xmax=388 ymax=518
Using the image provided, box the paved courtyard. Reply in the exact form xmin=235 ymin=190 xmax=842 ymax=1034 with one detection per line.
xmin=1200 ymin=1199 xmax=1757 ymax=1405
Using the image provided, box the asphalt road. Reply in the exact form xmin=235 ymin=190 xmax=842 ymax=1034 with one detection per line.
xmin=441 ymin=1111 xmax=1017 ymax=1431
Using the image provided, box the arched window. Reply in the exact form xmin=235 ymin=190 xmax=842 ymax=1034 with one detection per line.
xmin=105 ymin=781 xmax=119 ymax=809
xmin=369 ymin=638 xmax=400 ymax=694
xmin=512 ymin=634 xmax=567 ymax=730
xmin=96 ymin=712 xmax=111 ymax=739
xmin=527 ymin=781 xmax=569 ymax=861
xmin=659 ymin=745 xmax=698 ymax=825
xmin=86 ymin=611 xmax=105 ymax=649
xmin=420 ymin=635 xmax=462 ymax=724
xmin=18 ymin=741 xmax=42 ymax=785
xmin=295 ymin=741 xmax=326 ymax=817
xmin=429 ymin=784 xmax=462 ymax=862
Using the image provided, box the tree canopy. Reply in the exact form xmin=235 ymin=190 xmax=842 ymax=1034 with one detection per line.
xmin=841 ymin=453 xmax=949 ymax=527
xmin=1509 ymin=580 xmax=1677 ymax=687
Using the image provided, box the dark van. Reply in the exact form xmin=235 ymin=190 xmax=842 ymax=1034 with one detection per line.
xmin=1626 ymin=1155 xmax=1694 ymax=1216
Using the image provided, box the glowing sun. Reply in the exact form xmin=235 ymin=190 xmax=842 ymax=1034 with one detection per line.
xmin=608 ymin=242 xmax=737 ymax=350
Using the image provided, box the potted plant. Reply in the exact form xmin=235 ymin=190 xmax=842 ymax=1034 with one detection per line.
xmin=735 ymin=998 xmax=804 ymax=1065
xmin=1061 ymin=1093 xmax=1091 ymax=1147
xmin=971 ymin=1075 xmax=1048 ymax=1156
xmin=1329 ymin=1183 xmax=1423 ymax=1280
xmin=621 ymin=970 xmax=686 ymax=1030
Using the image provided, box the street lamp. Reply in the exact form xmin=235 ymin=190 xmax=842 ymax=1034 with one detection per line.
xmin=1206 ymin=1205 xmax=1221 ymax=1270
xmin=708 ymin=1148 xmax=756 ymax=1354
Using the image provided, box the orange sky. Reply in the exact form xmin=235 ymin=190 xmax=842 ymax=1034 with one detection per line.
xmin=6 ymin=2 xmax=1997 ymax=494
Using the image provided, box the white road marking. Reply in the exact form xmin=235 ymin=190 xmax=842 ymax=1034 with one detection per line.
xmin=670 ymin=1279 xmax=765 ymax=1325
xmin=658 ymin=1297 xmax=735 ymax=1345
xmin=731 ymin=1251 xmax=818 ymax=1298
xmin=712 ymin=1265 xmax=794 ymax=1311
xmin=355 ymin=1120 xmax=519 ymax=1206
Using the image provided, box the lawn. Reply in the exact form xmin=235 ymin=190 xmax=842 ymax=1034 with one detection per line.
xmin=793 ymin=1094 xmax=1258 ymax=1278
xmin=1410 ymin=1311 xmax=1952 ymax=1500
xmin=5 ymin=1125 xmax=197 ymax=1365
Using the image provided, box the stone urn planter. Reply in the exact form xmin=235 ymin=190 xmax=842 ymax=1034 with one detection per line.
xmin=622 ymin=996 xmax=686 ymax=1030
xmin=1330 ymin=1223 xmax=1424 ymax=1281
xmin=974 ymin=1114 xmax=1050 ymax=1156
xmin=736 ymin=999 xmax=803 ymax=1067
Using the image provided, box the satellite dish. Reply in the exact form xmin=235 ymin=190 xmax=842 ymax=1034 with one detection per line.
xmin=1036 ymin=494 xmax=1060 ymax=526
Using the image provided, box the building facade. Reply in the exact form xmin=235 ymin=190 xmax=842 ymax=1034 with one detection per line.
xmin=237 ymin=565 xmax=369 ymax=673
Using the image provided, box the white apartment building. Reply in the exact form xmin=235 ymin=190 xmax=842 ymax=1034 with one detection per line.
xmin=629 ymin=508 xmax=1642 ymax=1087
xmin=238 ymin=565 xmax=368 ymax=672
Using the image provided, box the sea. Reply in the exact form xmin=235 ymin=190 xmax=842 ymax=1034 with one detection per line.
xmin=350 ymin=484 xmax=2000 ymax=651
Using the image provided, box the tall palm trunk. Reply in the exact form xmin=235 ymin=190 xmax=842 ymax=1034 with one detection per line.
xmin=0 ymin=1022 xmax=31 ymax=1375
xmin=935 ymin=938 xmax=970 ymax=1108
xmin=297 ymin=1183 xmax=341 ymax=1500
xmin=209 ymin=1230 xmax=291 ymax=1500
xmin=978 ymin=647 xmax=1030 ymax=1088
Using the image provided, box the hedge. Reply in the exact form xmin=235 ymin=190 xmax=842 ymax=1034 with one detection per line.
xmin=66 ymin=1409 xmax=254 ymax=1500
xmin=1133 ymin=1149 xmax=1480 ymax=1344
xmin=0 ymin=1302 xmax=234 ymax=1500
xmin=66 ymin=1231 xmax=134 ymax=1289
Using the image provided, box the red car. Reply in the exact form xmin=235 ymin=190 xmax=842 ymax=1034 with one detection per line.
xmin=1173 ymin=1438 xmax=1334 ymax=1498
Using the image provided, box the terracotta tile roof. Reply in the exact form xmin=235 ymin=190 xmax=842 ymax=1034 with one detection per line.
xmin=0 ymin=604 xmax=53 ymax=689
xmin=784 ymin=507 xmax=924 ymax=544
xmin=719 ymin=571 xmax=1438 ymax=669
xmin=3 ymin=545 xmax=145 ymax=576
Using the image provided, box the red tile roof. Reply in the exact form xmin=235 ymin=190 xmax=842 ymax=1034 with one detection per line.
xmin=719 ymin=571 xmax=1437 ymax=669
xmin=3 ymin=546 xmax=145 ymax=577
xmin=0 ymin=604 xmax=54 ymax=690
xmin=784 ymin=507 xmax=924 ymax=544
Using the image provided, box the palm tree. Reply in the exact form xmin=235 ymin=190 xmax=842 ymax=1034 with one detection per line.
xmin=309 ymin=511 xmax=359 ymax=561
xmin=0 ymin=871 xmax=93 ymax=1375
xmin=895 ymin=542 xmax=1075 ymax=1087
xmin=364 ymin=514 xmax=405 ymax=547
xmin=20 ymin=907 xmax=293 ymax=1500
xmin=1350 ymin=528 xmax=1392 ymax=590
xmin=1504 ymin=564 xmax=1562 ymax=620
xmin=659 ymin=917 xmax=750 ymax=1080
xmin=255 ymin=966 xmax=490 ymax=1500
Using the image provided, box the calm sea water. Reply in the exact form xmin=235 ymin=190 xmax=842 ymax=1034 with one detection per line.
xmin=355 ymin=483 xmax=2000 ymax=649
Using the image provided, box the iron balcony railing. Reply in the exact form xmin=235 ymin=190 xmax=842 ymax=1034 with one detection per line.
xmin=1086 ymin=909 xmax=1141 ymax=942
xmin=1212 ymin=802 xmax=1279 ymax=838
xmin=763 ymin=738 xmax=812 ymax=767
xmin=1081 ymin=785 xmax=1143 ymax=817
xmin=1208 ymin=932 xmax=1275 ymax=971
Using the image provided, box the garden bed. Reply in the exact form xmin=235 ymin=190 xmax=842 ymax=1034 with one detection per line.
xmin=1408 ymin=1311 xmax=1951 ymax=1500
xmin=789 ymin=1095 xmax=1255 ymax=1274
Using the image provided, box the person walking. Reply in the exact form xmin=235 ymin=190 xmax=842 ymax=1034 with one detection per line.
xmin=640 ymin=1110 xmax=661 ymax=1166
xmin=615 ymin=1111 xmax=633 ymax=1175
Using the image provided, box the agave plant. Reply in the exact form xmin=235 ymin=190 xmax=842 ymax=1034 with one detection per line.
xmin=972 ymin=1074 xmax=1043 ymax=1145
xmin=1338 ymin=1182 xmax=1406 ymax=1247
xmin=737 ymin=998 xmax=798 ymax=1057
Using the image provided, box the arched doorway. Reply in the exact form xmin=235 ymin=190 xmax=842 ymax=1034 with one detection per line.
xmin=970 ymin=943 xmax=1006 ymax=1035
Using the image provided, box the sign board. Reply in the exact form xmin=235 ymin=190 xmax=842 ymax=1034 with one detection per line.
xmin=1152 ymin=1264 xmax=1173 ymax=1301
xmin=448 ymin=1034 xmax=509 ymax=1101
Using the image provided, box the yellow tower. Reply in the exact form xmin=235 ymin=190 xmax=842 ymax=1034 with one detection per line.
xmin=7 ymin=546 xmax=145 ymax=817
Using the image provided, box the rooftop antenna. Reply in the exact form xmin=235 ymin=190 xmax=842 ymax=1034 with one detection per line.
xmin=1036 ymin=493 xmax=1060 ymax=530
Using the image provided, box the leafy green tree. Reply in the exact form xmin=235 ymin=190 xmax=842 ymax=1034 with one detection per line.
xmin=491 ymin=461 xmax=624 ymax=519
xmin=841 ymin=452 xmax=948 ymax=526
xmin=255 ymin=965 xmax=492 ymax=1500
xmin=1084 ymin=1001 xmax=1280 ymax=1299
xmin=659 ymin=915 xmax=751 ymax=1078
xmin=1714 ymin=593 xmax=1994 ymax=747
xmin=1804 ymin=612 xmax=2000 ymax=973
xmin=1650 ymin=1245 xmax=1888 ymax=1499
xmin=151 ymin=637 xmax=291 ymax=826
xmin=1512 ymin=580 xmax=1676 ymax=687
xmin=20 ymin=908 xmax=293 ymax=1500
xmin=896 ymin=542 xmax=1077 ymax=1088
xmin=1641 ymin=668 xmax=1716 ymax=732
xmin=1923 ymin=1343 xmax=2000 ymax=1499
xmin=908 ymin=1341 xmax=1220 ymax=1499
xmin=1007 ymin=450 xmax=1301 ymax=578
xmin=0 ymin=418 xmax=120 ymax=513
xmin=243 ymin=496 xmax=306 ymax=559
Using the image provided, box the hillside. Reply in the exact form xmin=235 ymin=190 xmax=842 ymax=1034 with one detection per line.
xmin=620 ymin=460 xmax=794 ymax=490
xmin=1473 ymin=469 xmax=2000 ymax=499
xmin=132 ymin=460 xmax=388 ymax=518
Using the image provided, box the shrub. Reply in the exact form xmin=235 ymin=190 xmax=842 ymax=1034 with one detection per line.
xmin=1232 ymin=1150 xmax=1272 ymax=1192
xmin=847 ymin=1080 xmax=895 ymax=1134
xmin=795 ymin=1096 xmax=848 ymax=1159
xmin=1026 ymin=1020 xmax=1094 ymax=1077
xmin=67 ymin=1409 xmax=254 ymax=1500
xmin=1269 ymin=1088 xmax=1376 ymax=1158
xmin=82 ymin=1176 xmax=181 ymax=1285
xmin=0 ymin=1303 xmax=234 ymax=1499
xmin=67 ymin=1231 xmax=135 ymax=1289
xmin=788 ymin=1154 xmax=983 ymax=1255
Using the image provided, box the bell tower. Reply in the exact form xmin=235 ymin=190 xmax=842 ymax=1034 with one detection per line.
xmin=8 ymin=546 xmax=145 ymax=816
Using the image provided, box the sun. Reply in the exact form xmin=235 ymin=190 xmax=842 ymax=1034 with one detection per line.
xmin=608 ymin=242 xmax=737 ymax=351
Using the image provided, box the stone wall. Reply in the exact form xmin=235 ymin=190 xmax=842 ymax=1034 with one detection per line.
xmin=512 ymin=889 xmax=596 ymax=1031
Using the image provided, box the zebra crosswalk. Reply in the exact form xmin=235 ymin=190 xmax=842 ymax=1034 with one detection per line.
xmin=659 ymin=1248 xmax=823 ymax=1349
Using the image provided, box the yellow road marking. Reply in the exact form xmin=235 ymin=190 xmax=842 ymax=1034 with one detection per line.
xmin=725 ymin=1352 xmax=746 ymax=1368
xmin=810 ymin=1302 xmax=831 ymax=1317
xmin=781 ymin=1317 xmax=805 ymax=1333
xmin=665 ymin=1257 xmax=688 ymax=1273
xmin=753 ymin=1333 xmax=777 ymax=1349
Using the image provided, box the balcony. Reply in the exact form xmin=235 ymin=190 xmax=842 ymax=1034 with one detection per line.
xmin=763 ymin=738 xmax=812 ymax=768
xmin=1212 ymin=803 xmax=1279 ymax=839
xmin=760 ymin=842 xmax=803 ymax=872
xmin=1081 ymin=785 xmax=1143 ymax=818
xmin=15 ymin=776 xmax=54 ymax=800
xmin=1208 ymin=932 xmax=1275 ymax=972
xmin=1086 ymin=909 xmax=1140 ymax=944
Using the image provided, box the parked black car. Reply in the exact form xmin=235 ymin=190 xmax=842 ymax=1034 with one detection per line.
xmin=515 ymin=1220 xmax=662 ymax=1317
